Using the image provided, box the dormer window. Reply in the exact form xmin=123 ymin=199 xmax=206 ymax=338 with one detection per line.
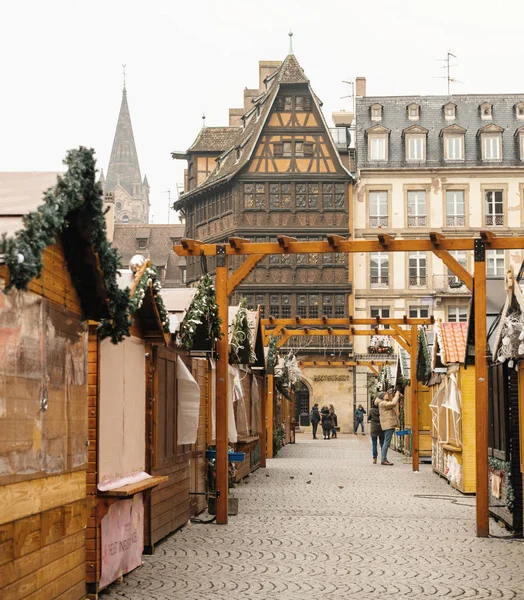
xmin=478 ymin=124 xmax=504 ymax=161
xmin=441 ymin=124 xmax=466 ymax=161
xmin=408 ymin=104 xmax=420 ymax=121
xmin=366 ymin=125 xmax=390 ymax=161
xmin=235 ymin=147 xmax=241 ymax=162
xmin=403 ymin=125 xmax=428 ymax=162
xmin=516 ymin=127 xmax=524 ymax=161
xmin=480 ymin=103 xmax=493 ymax=120
xmin=516 ymin=102 xmax=524 ymax=119
xmin=371 ymin=104 xmax=383 ymax=121
xmin=444 ymin=102 xmax=456 ymax=120
xmin=137 ymin=238 xmax=147 ymax=250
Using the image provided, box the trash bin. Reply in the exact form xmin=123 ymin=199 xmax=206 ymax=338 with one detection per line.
xmin=299 ymin=412 xmax=310 ymax=427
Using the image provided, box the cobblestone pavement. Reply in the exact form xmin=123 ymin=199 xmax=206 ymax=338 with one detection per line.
xmin=101 ymin=434 xmax=524 ymax=600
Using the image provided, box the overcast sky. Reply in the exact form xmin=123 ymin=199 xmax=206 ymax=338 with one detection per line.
xmin=1 ymin=0 xmax=522 ymax=223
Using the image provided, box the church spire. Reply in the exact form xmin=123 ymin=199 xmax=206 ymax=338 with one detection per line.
xmin=105 ymin=82 xmax=142 ymax=197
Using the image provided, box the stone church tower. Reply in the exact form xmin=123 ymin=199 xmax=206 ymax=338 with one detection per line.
xmin=104 ymin=85 xmax=150 ymax=224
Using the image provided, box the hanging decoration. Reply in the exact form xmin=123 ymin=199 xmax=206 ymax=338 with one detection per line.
xmin=0 ymin=147 xmax=132 ymax=344
xmin=229 ymin=298 xmax=256 ymax=364
xmin=488 ymin=457 xmax=515 ymax=510
xmin=416 ymin=327 xmax=432 ymax=384
xmin=177 ymin=273 xmax=222 ymax=351
xmin=130 ymin=265 xmax=170 ymax=335
xmin=496 ymin=309 xmax=524 ymax=368
xmin=274 ymin=351 xmax=301 ymax=399
xmin=368 ymin=335 xmax=393 ymax=354
xmin=267 ymin=335 xmax=278 ymax=371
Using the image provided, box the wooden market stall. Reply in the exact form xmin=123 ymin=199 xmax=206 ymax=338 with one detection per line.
xmin=487 ymin=269 xmax=524 ymax=533
xmin=429 ymin=321 xmax=476 ymax=493
xmin=0 ymin=156 xmax=132 ymax=600
xmin=85 ymin=260 xmax=170 ymax=596
xmin=228 ymin=305 xmax=266 ymax=481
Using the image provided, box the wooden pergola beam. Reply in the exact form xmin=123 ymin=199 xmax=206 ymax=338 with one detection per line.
xmin=173 ymin=236 xmax=524 ymax=256
xmin=226 ymin=254 xmax=265 ymax=296
xmin=261 ymin=317 xmax=433 ymax=327
xmin=429 ymin=232 xmax=473 ymax=291
xmin=390 ymin=324 xmax=411 ymax=349
xmin=327 ymin=234 xmax=347 ymax=248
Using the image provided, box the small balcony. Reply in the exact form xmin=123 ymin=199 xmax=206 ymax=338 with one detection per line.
xmin=407 ymin=215 xmax=427 ymax=227
xmin=370 ymin=276 xmax=389 ymax=289
xmin=433 ymin=275 xmax=469 ymax=294
xmin=446 ymin=215 xmax=465 ymax=227
xmin=409 ymin=276 xmax=428 ymax=288
xmin=369 ymin=216 xmax=389 ymax=228
xmin=485 ymin=214 xmax=504 ymax=227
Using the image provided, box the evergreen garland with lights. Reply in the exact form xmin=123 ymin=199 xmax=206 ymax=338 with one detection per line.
xmin=130 ymin=265 xmax=170 ymax=335
xmin=178 ymin=273 xmax=222 ymax=350
xmin=488 ymin=457 xmax=515 ymax=510
xmin=229 ymin=297 xmax=255 ymax=364
xmin=0 ymin=147 xmax=132 ymax=344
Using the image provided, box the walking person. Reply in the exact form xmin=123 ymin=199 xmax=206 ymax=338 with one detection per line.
xmin=329 ymin=404 xmax=338 ymax=439
xmin=378 ymin=388 xmax=401 ymax=465
xmin=320 ymin=406 xmax=332 ymax=440
xmin=353 ymin=404 xmax=366 ymax=435
xmin=368 ymin=394 xmax=385 ymax=464
xmin=310 ymin=403 xmax=321 ymax=439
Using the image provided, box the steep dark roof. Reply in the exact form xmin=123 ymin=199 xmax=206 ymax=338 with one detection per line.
xmin=175 ymin=54 xmax=350 ymax=206
xmin=112 ymin=224 xmax=186 ymax=288
xmin=188 ymin=127 xmax=242 ymax=153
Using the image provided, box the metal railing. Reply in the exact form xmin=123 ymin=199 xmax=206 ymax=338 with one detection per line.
xmin=445 ymin=216 xmax=465 ymax=227
xmin=433 ymin=275 xmax=469 ymax=294
xmin=409 ymin=276 xmax=428 ymax=288
xmin=407 ymin=215 xmax=427 ymax=227
xmin=370 ymin=276 xmax=389 ymax=288
xmin=369 ymin=216 xmax=389 ymax=228
xmin=485 ymin=215 xmax=504 ymax=226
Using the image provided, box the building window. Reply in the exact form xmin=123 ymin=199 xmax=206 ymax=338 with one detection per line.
xmin=482 ymin=134 xmax=502 ymax=160
xmin=284 ymin=96 xmax=293 ymax=111
xmin=297 ymin=294 xmax=320 ymax=318
xmin=116 ymin=201 xmax=122 ymax=210
xmin=409 ymin=252 xmax=427 ymax=288
xmin=334 ymin=294 xmax=346 ymax=317
xmin=369 ymin=136 xmax=387 ymax=160
xmin=516 ymin=103 xmax=524 ymax=119
xmin=480 ymin=103 xmax=493 ymax=119
xmin=445 ymin=135 xmax=464 ymax=160
xmin=296 ymin=236 xmax=319 ymax=265
xmin=283 ymin=141 xmax=292 ymax=157
xmin=321 ymin=183 xmax=345 ymax=210
xmin=269 ymin=294 xmax=292 ymax=318
xmin=444 ymin=103 xmax=456 ymax=120
xmin=407 ymin=190 xmax=426 ymax=227
xmin=137 ymin=238 xmax=147 ymax=250
xmin=269 ymin=183 xmax=292 ymax=210
xmin=369 ymin=191 xmax=388 ymax=228
xmin=371 ymin=104 xmax=383 ymax=121
xmin=370 ymin=306 xmax=390 ymax=329
xmin=296 ymin=182 xmax=319 ymax=210
xmin=295 ymin=141 xmax=304 ymax=156
xmin=487 ymin=250 xmax=505 ymax=277
xmin=518 ymin=131 xmax=524 ymax=160
xmin=485 ymin=190 xmax=503 ymax=226
xmin=448 ymin=306 xmax=468 ymax=322
xmin=406 ymin=135 xmax=425 ymax=161
xmin=408 ymin=104 xmax=420 ymax=120
xmin=370 ymin=252 xmax=389 ymax=288
xmin=409 ymin=306 xmax=430 ymax=319
xmin=243 ymin=183 xmax=266 ymax=209
xmin=445 ymin=190 xmax=465 ymax=227
xmin=122 ymin=215 xmax=129 ymax=224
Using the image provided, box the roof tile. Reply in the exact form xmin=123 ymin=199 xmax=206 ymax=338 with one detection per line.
xmin=439 ymin=322 xmax=468 ymax=364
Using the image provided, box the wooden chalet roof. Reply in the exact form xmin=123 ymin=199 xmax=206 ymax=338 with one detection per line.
xmin=436 ymin=322 xmax=468 ymax=365
xmin=188 ymin=127 xmax=242 ymax=153
xmin=174 ymin=54 xmax=352 ymax=207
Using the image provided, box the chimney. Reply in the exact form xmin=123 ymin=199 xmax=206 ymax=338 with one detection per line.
xmin=244 ymin=88 xmax=259 ymax=112
xmin=356 ymin=77 xmax=366 ymax=97
xmin=259 ymin=60 xmax=282 ymax=92
xmin=229 ymin=108 xmax=244 ymax=127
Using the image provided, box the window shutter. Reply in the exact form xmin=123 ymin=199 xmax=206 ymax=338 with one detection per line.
xmin=304 ymin=142 xmax=314 ymax=156
xmin=273 ymin=143 xmax=283 ymax=157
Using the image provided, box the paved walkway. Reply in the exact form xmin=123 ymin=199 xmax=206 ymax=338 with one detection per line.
xmin=101 ymin=434 xmax=524 ymax=599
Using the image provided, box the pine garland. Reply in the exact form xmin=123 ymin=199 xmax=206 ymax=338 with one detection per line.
xmin=130 ymin=265 xmax=170 ymax=335
xmin=489 ymin=457 xmax=515 ymax=510
xmin=229 ymin=298 xmax=255 ymax=364
xmin=0 ymin=147 xmax=132 ymax=344
xmin=267 ymin=335 xmax=278 ymax=371
xmin=178 ymin=273 xmax=222 ymax=350
xmin=416 ymin=327 xmax=432 ymax=384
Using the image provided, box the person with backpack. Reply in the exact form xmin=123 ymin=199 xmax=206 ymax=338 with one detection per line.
xmin=321 ymin=405 xmax=333 ymax=440
xmin=310 ymin=403 xmax=321 ymax=439
xmin=354 ymin=404 xmax=367 ymax=435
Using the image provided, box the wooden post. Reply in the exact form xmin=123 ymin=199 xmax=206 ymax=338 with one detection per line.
xmin=410 ymin=325 xmax=419 ymax=471
xmin=260 ymin=374 xmax=267 ymax=468
xmin=474 ymin=239 xmax=489 ymax=537
xmin=266 ymin=372 xmax=274 ymax=458
xmin=215 ymin=246 xmax=229 ymax=524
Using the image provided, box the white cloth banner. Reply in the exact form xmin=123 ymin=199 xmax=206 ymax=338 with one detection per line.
xmin=177 ymin=356 xmax=201 ymax=445
xmin=228 ymin=366 xmax=240 ymax=443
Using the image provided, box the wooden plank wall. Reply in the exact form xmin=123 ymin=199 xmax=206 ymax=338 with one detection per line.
xmin=191 ymin=359 xmax=209 ymax=516
xmin=86 ymin=325 xmax=100 ymax=585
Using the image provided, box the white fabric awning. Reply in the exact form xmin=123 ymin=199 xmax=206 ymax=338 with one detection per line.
xmin=177 ymin=356 xmax=201 ymax=445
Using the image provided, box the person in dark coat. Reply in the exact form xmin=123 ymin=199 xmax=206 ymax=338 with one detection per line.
xmin=320 ymin=406 xmax=333 ymax=440
xmin=310 ymin=403 xmax=321 ymax=439
xmin=354 ymin=404 xmax=367 ymax=435
xmin=329 ymin=404 xmax=338 ymax=439
xmin=368 ymin=394 xmax=385 ymax=464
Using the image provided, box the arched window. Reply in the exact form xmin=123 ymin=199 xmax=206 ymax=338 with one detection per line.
xmin=122 ymin=215 xmax=129 ymax=224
